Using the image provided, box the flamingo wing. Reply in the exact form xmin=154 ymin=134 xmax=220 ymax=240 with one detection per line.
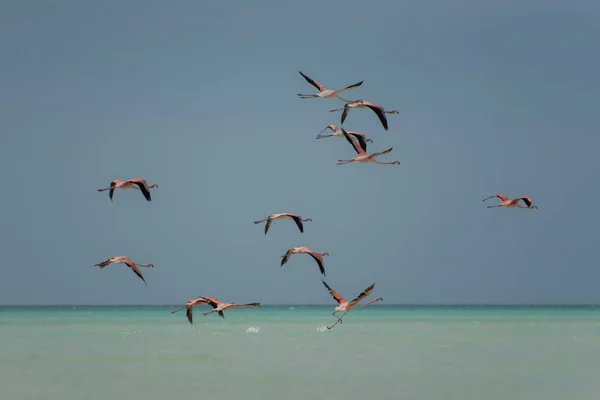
xmin=482 ymin=194 xmax=509 ymax=202
xmin=349 ymin=283 xmax=376 ymax=307
xmin=126 ymin=262 xmax=147 ymax=285
xmin=280 ymin=249 xmax=294 ymax=267
xmin=290 ymin=215 xmax=304 ymax=233
xmin=264 ymin=218 xmax=273 ymax=235
xmin=516 ymin=197 xmax=533 ymax=207
xmin=341 ymin=104 xmax=350 ymax=125
xmin=186 ymin=306 xmax=194 ymax=325
xmin=307 ymin=252 xmax=326 ymax=277
xmin=204 ymin=297 xmax=220 ymax=309
xmin=109 ymin=181 xmax=117 ymax=201
xmin=348 ymin=132 xmax=368 ymax=153
xmin=370 ymin=147 xmax=394 ymax=158
xmin=343 ymin=81 xmax=364 ymax=91
xmin=341 ymin=128 xmax=364 ymax=155
xmin=129 ymin=180 xmax=152 ymax=201
xmin=298 ymin=71 xmax=324 ymax=91
xmin=94 ymin=259 xmax=112 ymax=268
xmin=365 ymin=104 xmax=389 ymax=130
xmin=322 ymin=280 xmax=347 ymax=304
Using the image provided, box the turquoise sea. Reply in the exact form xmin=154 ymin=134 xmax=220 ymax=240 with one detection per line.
xmin=2 ymin=305 xmax=600 ymax=400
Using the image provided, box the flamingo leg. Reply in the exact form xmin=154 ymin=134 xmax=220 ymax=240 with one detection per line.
xmin=372 ymin=160 xmax=399 ymax=165
xmin=337 ymin=160 xmax=355 ymax=165
xmin=298 ymin=94 xmax=319 ymax=98
xmin=170 ymin=305 xmax=187 ymax=314
xmin=327 ymin=311 xmax=349 ymax=330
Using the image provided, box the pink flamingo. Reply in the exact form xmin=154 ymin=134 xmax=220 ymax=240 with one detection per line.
xmin=329 ymin=100 xmax=399 ymax=131
xmin=280 ymin=246 xmax=329 ymax=277
xmin=94 ymin=256 xmax=154 ymax=285
xmin=322 ymin=280 xmax=383 ymax=330
xmin=337 ymin=128 xmax=400 ymax=166
xmin=297 ymin=71 xmax=363 ymax=101
xmin=97 ymin=178 xmax=158 ymax=201
xmin=316 ymin=124 xmax=373 ymax=152
xmin=254 ymin=213 xmax=312 ymax=235
xmin=170 ymin=297 xmax=260 ymax=324
xmin=170 ymin=297 xmax=211 ymax=325
xmin=483 ymin=194 xmax=538 ymax=209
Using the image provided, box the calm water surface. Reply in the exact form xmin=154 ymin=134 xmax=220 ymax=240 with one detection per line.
xmin=1 ymin=305 xmax=599 ymax=400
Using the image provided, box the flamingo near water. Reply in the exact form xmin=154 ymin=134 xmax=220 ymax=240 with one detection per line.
xmin=322 ymin=280 xmax=383 ymax=330
xmin=170 ymin=297 xmax=260 ymax=325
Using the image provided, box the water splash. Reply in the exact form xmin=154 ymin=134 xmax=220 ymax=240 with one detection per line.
xmin=120 ymin=330 xmax=141 ymax=336
xmin=316 ymin=326 xmax=329 ymax=332
xmin=246 ymin=326 xmax=260 ymax=333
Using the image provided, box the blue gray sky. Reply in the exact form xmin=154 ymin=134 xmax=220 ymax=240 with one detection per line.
xmin=1 ymin=0 xmax=599 ymax=305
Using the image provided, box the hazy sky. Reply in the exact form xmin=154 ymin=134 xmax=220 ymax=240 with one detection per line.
xmin=1 ymin=0 xmax=599 ymax=305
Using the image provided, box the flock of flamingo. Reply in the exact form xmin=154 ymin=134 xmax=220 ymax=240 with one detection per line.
xmin=94 ymin=71 xmax=538 ymax=330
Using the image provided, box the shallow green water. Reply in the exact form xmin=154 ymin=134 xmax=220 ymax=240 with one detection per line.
xmin=1 ymin=306 xmax=599 ymax=399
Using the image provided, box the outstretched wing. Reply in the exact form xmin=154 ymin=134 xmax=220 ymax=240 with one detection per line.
xmin=341 ymin=128 xmax=363 ymax=155
xmin=186 ymin=306 xmax=194 ymax=325
xmin=94 ymin=259 xmax=112 ymax=268
xmin=348 ymin=132 xmax=368 ymax=153
xmin=365 ymin=104 xmax=389 ymax=130
xmin=482 ymin=194 xmax=509 ymax=202
xmin=199 ymin=297 xmax=219 ymax=310
xmin=322 ymin=280 xmax=346 ymax=304
xmin=370 ymin=147 xmax=393 ymax=158
xmin=290 ymin=215 xmax=304 ymax=233
xmin=343 ymin=81 xmax=363 ymax=91
xmin=280 ymin=249 xmax=294 ymax=267
xmin=129 ymin=180 xmax=152 ymax=201
xmin=341 ymin=104 xmax=350 ymax=125
xmin=349 ymin=283 xmax=376 ymax=307
xmin=264 ymin=218 xmax=273 ymax=235
xmin=109 ymin=181 xmax=117 ymax=201
xmin=516 ymin=197 xmax=533 ymax=207
xmin=307 ymin=252 xmax=326 ymax=277
xmin=298 ymin=71 xmax=324 ymax=91
xmin=128 ymin=263 xmax=147 ymax=285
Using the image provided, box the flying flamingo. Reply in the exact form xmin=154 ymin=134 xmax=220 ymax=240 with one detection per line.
xmin=202 ymin=297 xmax=260 ymax=319
xmin=316 ymin=124 xmax=373 ymax=152
xmin=329 ymin=100 xmax=399 ymax=131
xmin=170 ymin=297 xmax=259 ymax=324
xmin=280 ymin=246 xmax=329 ymax=277
xmin=297 ymin=71 xmax=363 ymax=102
xmin=482 ymin=194 xmax=538 ymax=209
xmin=94 ymin=256 xmax=154 ymax=285
xmin=321 ymin=280 xmax=383 ymax=330
xmin=97 ymin=178 xmax=159 ymax=201
xmin=254 ymin=213 xmax=313 ymax=235
xmin=337 ymin=128 xmax=400 ymax=167
xmin=170 ymin=297 xmax=211 ymax=325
